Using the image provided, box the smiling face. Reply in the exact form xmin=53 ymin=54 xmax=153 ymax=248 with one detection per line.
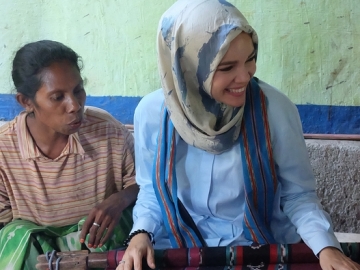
xmin=211 ymin=32 xmax=256 ymax=107
xmin=25 ymin=60 xmax=86 ymax=136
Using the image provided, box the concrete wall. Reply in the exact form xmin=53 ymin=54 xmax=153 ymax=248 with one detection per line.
xmin=308 ymin=139 xmax=360 ymax=233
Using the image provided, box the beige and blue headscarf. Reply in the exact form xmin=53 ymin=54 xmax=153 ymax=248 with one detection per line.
xmin=158 ymin=0 xmax=258 ymax=154
xmin=154 ymin=0 xmax=278 ymax=247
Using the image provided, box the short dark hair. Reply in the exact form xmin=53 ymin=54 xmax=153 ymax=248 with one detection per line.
xmin=12 ymin=40 xmax=83 ymax=100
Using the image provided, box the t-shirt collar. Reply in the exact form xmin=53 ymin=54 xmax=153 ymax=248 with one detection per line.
xmin=17 ymin=111 xmax=86 ymax=160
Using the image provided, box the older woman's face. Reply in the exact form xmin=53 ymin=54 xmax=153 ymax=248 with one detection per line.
xmin=30 ymin=60 xmax=86 ymax=135
xmin=211 ymin=32 xmax=256 ymax=107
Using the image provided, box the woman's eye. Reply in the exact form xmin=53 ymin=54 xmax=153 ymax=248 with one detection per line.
xmin=74 ymin=88 xmax=83 ymax=94
xmin=246 ymin=56 xmax=256 ymax=63
xmin=51 ymin=94 xmax=63 ymax=101
xmin=217 ymin=65 xmax=233 ymax=72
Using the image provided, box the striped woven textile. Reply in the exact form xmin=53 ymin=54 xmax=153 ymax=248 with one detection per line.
xmin=104 ymin=243 xmax=360 ymax=270
xmin=240 ymin=79 xmax=278 ymax=244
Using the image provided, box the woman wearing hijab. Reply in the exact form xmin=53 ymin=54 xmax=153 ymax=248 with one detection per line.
xmin=118 ymin=1 xmax=360 ymax=269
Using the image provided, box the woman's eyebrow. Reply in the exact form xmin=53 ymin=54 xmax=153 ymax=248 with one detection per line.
xmin=218 ymin=60 xmax=238 ymax=66
xmin=47 ymin=80 xmax=84 ymax=94
xmin=218 ymin=49 xmax=257 ymax=66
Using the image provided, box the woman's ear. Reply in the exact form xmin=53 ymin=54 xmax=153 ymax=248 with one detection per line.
xmin=16 ymin=93 xmax=34 ymax=113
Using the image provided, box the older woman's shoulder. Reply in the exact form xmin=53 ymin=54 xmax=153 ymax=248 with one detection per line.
xmin=83 ymin=106 xmax=120 ymax=125
xmin=81 ymin=106 xmax=130 ymax=137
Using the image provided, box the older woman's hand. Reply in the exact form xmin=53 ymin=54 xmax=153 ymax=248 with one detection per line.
xmin=79 ymin=185 xmax=138 ymax=248
xmin=116 ymin=233 xmax=155 ymax=270
xmin=319 ymin=247 xmax=360 ymax=270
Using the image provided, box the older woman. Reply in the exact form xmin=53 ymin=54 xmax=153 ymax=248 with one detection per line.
xmin=117 ymin=1 xmax=360 ymax=270
xmin=0 ymin=40 xmax=138 ymax=269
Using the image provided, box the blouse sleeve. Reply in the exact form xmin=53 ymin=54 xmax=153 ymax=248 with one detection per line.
xmin=260 ymin=80 xmax=341 ymax=255
xmin=130 ymin=90 xmax=165 ymax=234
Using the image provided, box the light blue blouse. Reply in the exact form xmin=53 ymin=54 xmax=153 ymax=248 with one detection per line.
xmin=131 ymin=80 xmax=340 ymax=255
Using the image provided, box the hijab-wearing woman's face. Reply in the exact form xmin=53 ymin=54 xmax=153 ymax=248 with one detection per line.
xmin=211 ymin=32 xmax=256 ymax=107
xmin=30 ymin=60 xmax=86 ymax=135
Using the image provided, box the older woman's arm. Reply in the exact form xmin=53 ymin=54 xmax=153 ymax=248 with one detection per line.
xmin=80 ymin=125 xmax=139 ymax=248
xmin=0 ymin=170 xmax=12 ymax=227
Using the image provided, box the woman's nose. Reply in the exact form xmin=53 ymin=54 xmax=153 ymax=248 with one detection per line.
xmin=66 ymin=95 xmax=82 ymax=113
xmin=233 ymin=66 xmax=251 ymax=84
xmin=234 ymin=62 xmax=256 ymax=84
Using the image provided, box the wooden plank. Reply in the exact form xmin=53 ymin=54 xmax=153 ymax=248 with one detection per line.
xmin=36 ymin=255 xmax=88 ymax=270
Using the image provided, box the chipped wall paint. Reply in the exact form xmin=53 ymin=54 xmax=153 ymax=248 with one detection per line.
xmin=0 ymin=0 xmax=359 ymax=133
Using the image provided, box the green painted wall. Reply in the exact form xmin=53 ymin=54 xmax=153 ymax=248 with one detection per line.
xmin=1 ymin=0 xmax=359 ymax=105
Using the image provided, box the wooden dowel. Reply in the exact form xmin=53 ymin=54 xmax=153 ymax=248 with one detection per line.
xmin=125 ymin=124 xmax=360 ymax=141
xmin=304 ymin=133 xmax=360 ymax=140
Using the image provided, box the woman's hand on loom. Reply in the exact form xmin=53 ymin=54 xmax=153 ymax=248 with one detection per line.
xmin=79 ymin=192 xmax=124 ymax=248
xmin=319 ymin=246 xmax=360 ymax=270
xmin=116 ymin=233 xmax=155 ymax=270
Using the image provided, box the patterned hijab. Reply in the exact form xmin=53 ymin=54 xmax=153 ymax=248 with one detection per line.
xmin=154 ymin=0 xmax=278 ymax=247
xmin=157 ymin=0 xmax=258 ymax=154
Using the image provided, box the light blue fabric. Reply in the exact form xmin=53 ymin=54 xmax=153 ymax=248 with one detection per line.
xmin=131 ymin=79 xmax=341 ymax=256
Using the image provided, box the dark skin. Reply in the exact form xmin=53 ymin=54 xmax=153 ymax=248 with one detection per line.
xmin=16 ymin=61 xmax=86 ymax=159
xmin=17 ymin=60 xmax=139 ymax=248
xmin=79 ymin=186 xmax=138 ymax=248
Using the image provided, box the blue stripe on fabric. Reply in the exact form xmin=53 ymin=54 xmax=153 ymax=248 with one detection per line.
xmin=173 ymin=46 xmax=189 ymax=102
xmin=243 ymin=86 xmax=268 ymax=225
xmin=244 ymin=205 xmax=268 ymax=243
xmin=240 ymin=79 xmax=277 ymax=244
xmin=249 ymin=86 xmax=267 ymax=220
xmin=249 ymin=80 xmax=275 ymax=223
xmin=161 ymin=16 xmax=175 ymax=49
xmin=167 ymin=121 xmax=176 ymax=203
xmin=167 ymin=118 xmax=203 ymax=247
xmin=0 ymin=94 xmax=359 ymax=134
xmin=242 ymin=96 xmax=266 ymax=215
xmin=152 ymin=109 xmax=181 ymax=247
xmin=218 ymin=0 xmax=235 ymax=7
xmin=153 ymin=109 xmax=203 ymax=248
xmin=255 ymin=82 xmax=276 ymax=221
xmin=196 ymin=24 xmax=238 ymax=116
